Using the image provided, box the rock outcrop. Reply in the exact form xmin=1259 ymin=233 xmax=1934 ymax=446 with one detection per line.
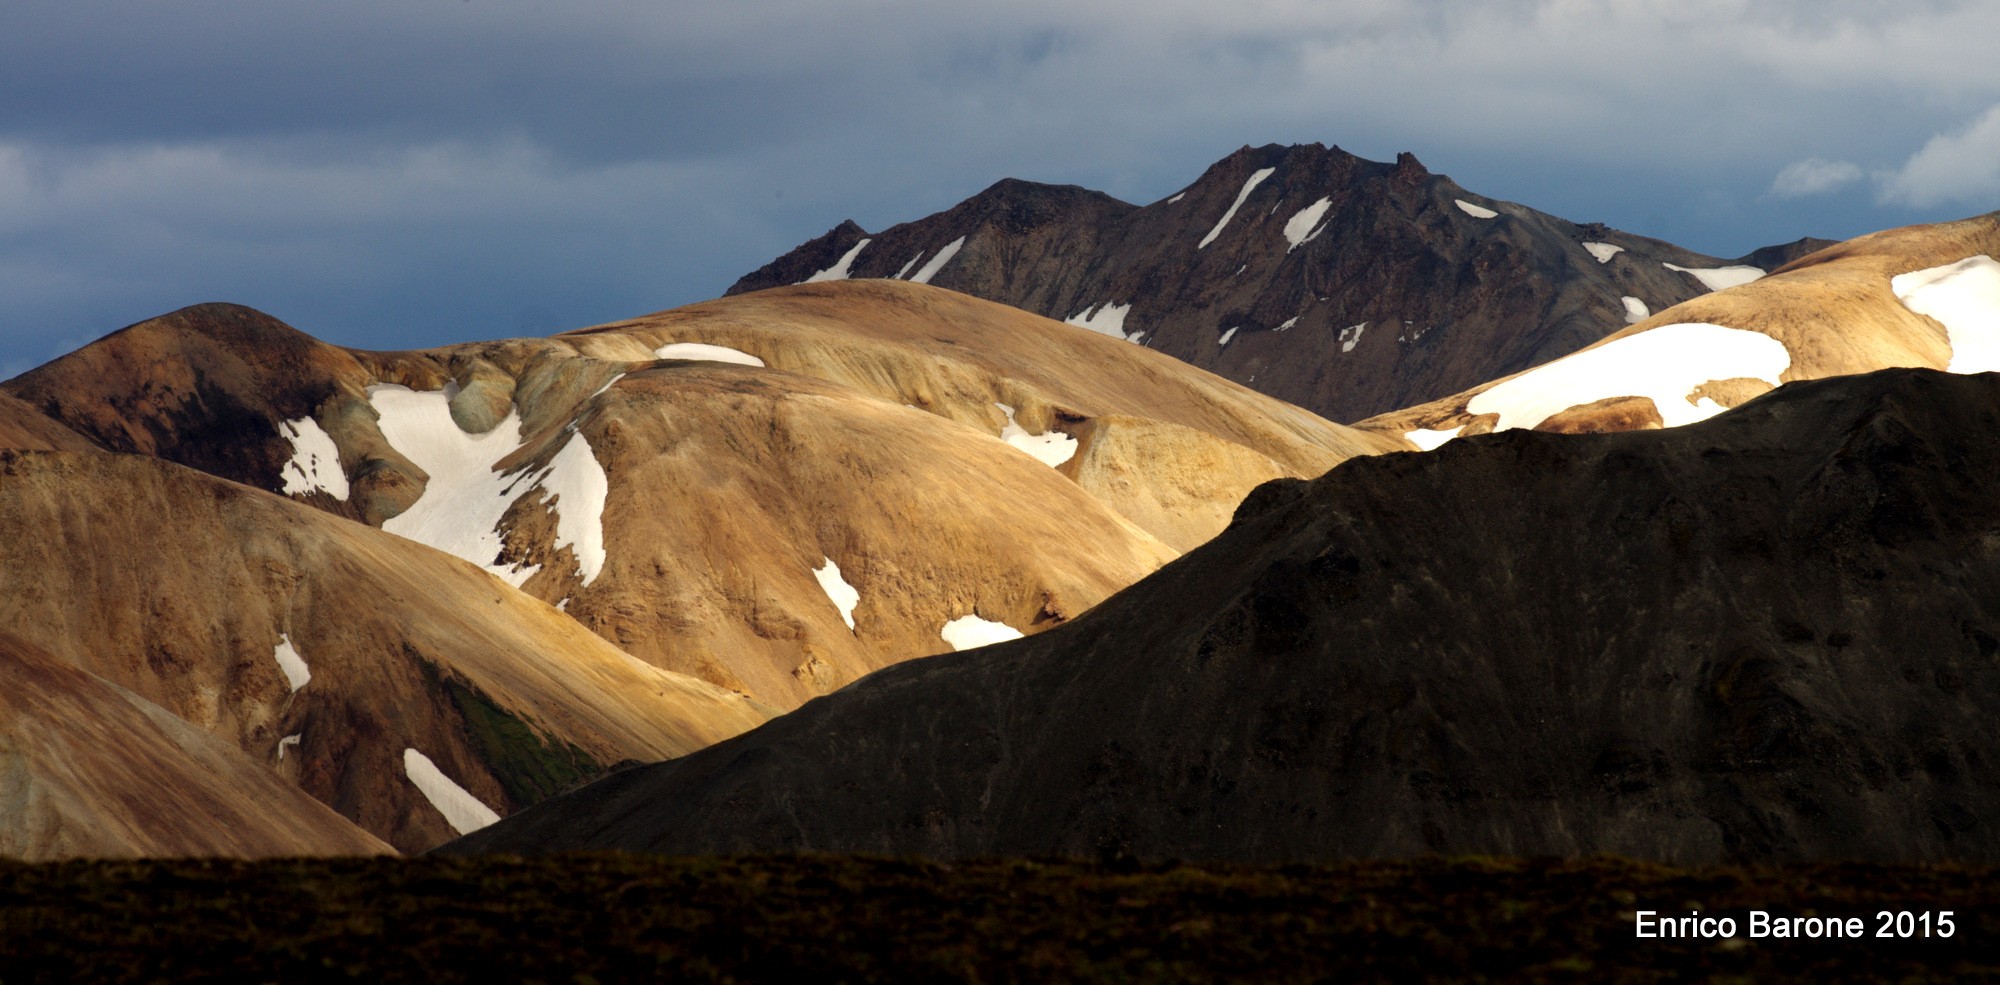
xmin=442 ymin=368 xmax=2000 ymax=865
xmin=729 ymin=144 xmax=1830 ymax=423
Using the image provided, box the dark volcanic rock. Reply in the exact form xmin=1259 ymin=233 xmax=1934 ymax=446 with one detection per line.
xmin=728 ymin=143 xmax=1817 ymax=423
xmin=442 ymin=368 xmax=2000 ymax=864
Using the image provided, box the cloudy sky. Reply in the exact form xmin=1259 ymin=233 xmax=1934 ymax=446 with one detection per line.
xmin=4 ymin=0 xmax=1998 ymax=377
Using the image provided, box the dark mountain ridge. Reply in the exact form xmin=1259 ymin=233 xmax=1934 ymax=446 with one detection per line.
xmin=730 ymin=143 xmax=1835 ymax=423
xmin=444 ymin=367 xmax=2000 ymax=864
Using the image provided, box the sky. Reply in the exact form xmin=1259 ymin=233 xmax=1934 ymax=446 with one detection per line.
xmin=4 ymin=0 xmax=1999 ymax=378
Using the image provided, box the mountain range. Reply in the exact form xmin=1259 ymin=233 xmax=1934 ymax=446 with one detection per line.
xmin=3 ymin=141 xmax=1997 ymax=863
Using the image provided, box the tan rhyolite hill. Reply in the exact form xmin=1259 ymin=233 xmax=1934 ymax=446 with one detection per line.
xmin=0 ymin=449 xmax=774 ymax=854
xmin=3 ymin=283 xmax=1396 ymax=712
xmin=1360 ymin=211 xmax=2000 ymax=440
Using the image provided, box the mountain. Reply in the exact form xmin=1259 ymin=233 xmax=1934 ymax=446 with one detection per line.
xmin=729 ymin=143 xmax=1834 ymax=423
xmin=0 ymin=448 xmax=774 ymax=855
xmin=441 ymin=367 xmax=2000 ymax=864
xmin=0 ymin=278 xmax=1397 ymax=856
xmin=0 ymin=629 xmax=393 ymax=859
xmin=2 ymin=287 xmax=1393 ymax=714
xmin=1361 ymin=211 xmax=2000 ymax=442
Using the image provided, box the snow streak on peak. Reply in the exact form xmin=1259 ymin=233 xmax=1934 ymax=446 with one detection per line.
xmin=1065 ymin=301 xmax=1137 ymax=341
xmin=1199 ymin=168 xmax=1275 ymax=249
xmin=802 ymin=239 xmax=871 ymax=283
xmin=910 ymin=237 xmax=965 ymax=284
xmin=1455 ymin=200 xmax=1499 ymax=219
xmin=1284 ymin=197 xmax=1333 ymax=252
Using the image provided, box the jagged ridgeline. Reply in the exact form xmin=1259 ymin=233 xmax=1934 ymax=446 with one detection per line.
xmin=444 ymin=368 xmax=2000 ymax=864
xmin=731 ymin=143 xmax=1833 ymax=423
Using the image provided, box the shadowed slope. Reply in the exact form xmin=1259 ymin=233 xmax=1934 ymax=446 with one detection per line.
xmin=444 ymin=369 xmax=2000 ymax=865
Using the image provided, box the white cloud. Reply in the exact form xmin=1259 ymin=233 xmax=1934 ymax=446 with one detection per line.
xmin=1878 ymin=103 xmax=2000 ymax=208
xmin=1769 ymin=157 xmax=1862 ymax=198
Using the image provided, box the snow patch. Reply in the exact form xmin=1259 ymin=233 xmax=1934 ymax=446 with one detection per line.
xmin=995 ymin=402 xmax=1077 ymax=467
xmin=1065 ymin=302 xmax=1136 ymax=340
xmin=893 ymin=252 xmax=923 ymax=279
xmin=655 ymin=342 xmax=764 ymax=367
xmin=277 ymin=734 xmax=301 ymax=760
xmin=1218 ymin=326 xmax=1239 ymax=346
xmin=941 ymin=615 xmax=1023 ymax=651
xmin=1198 ymin=167 xmax=1275 ymax=249
xmin=801 ymin=239 xmax=870 ymax=283
xmin=1663 ymin=262 xmax=1765 ymax=292
xmin=814 ymin=557 xmax=860 ymax=631
xmin=1622 ymin=297 xmax=1651 ymax=324
xmin=910 ymin=237 xmax=964 ymax=284
xmin=1277 ymin=316 xmax=1299 ymax=331
xmin=1892 ymin=254 xmax=2000 ymax=373
xmin=1466 ymin=323 xmax=1791 ymax=432
xmin=1404 ymin=427 xmax=1463 ymax=451
xmin=271 ymin=634 xmax=311 ymax=693
xmin=278 ymin=417 xmax=349 ymax=501
xmin=1455 ymin=199 xmax=1499 ymax=219
xmin=1166 ymin=192 xmax=1185 ymax=204
xmin=1283 ymin=197 xmax=1333 ymax=250
xmin=1339 ymin=323 xmax=1366 ymax=353
xmin=1582 ymin=242 xmax=1625 ymax=264
xmin=403 ymin=748 xmax=500 ymax=835
xmin=370 ymin=383 xmax=609 ymax=588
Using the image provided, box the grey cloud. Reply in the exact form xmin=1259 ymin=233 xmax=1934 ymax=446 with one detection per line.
xmin=1879 ymin=103 xmax=2000 ymax=208
xmin=1770 ymin=158 xmax=1863 ymax=198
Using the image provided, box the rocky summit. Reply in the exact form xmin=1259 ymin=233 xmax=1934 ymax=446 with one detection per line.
xmin=444 ymin=368 xmax=2000 ymax=865
xmin=730 ymin=143 xmax=1834 ymax=423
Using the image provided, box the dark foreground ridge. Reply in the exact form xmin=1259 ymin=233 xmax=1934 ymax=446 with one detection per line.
xmin=2 ymin=854 xmax=1995 ymax=983
xmin=447 ymin=368 xmax=2000 ymax=864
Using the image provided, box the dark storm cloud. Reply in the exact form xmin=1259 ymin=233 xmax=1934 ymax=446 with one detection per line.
xmin=3 ymin=0 xmax=1998 ymax=377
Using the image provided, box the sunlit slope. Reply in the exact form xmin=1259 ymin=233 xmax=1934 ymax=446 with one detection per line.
xmin=1361 ymin=211 xmax=2000 ymax=441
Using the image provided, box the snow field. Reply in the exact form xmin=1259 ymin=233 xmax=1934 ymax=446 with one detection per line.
xmin=1199 ymin=168 xmax=1275 ymax=249
xmin=1622 ymin=297 xmax=1651 ymax=324
xmin=1465 ymin=323 xmax=1791 ymax=432
xmin=1582 ymin=242 xmax=1625 ymax=264
xmin=1455 ymin=200 xmax=1499 ymax=219
xmin=1166 ymin=192 xmax=1186 ymax=204
xmin=1065 ymin=302 xmax=1136 ymax=341
xmin=1218 ymin=327 xmax=1239 ymax=346
xmin=941 ymin=614 xmax=1024 ymax=651
xmin=277 ymin=734 xmax=301 ymax=760
xmin=893 ymin=252 xmax=923 ymax=279
xmin=271 ymin=634 xmax=311 ymax=693
xmin=910 ymin=237 xmax=964 ymax=284
xmin=1891 ymin=255 xmax=2000 ymax=374
xmin=654 ymin=342 xmax=765 ymax=367
xmin=1663 ymin=263 xmax=1765 ymax=292
xmin=1277 ymin=317 xmax=1298 ymax=331
xmin=1284 ymin=197 xmax=1332 ymax=250
xmin=813 ymin=557 xmax=860 ymax=632
xmin=369 ymin=384 xmax=611 ymax=588
xmin=995 ymin=402 xmax=1077 ymax=467
xmin=278 ymin=417 xmax=349 ymax=500
xmin=802 ymin=239 xmax=871 ymax=283
xmin=403 ymin=747 xmax=501 ymax=835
